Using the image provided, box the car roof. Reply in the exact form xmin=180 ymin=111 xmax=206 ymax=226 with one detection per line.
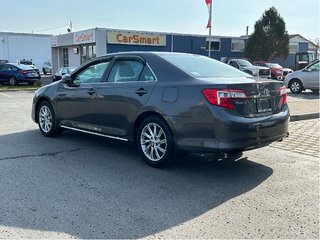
xmin=6 ymin=63 xmax=36 ymax=70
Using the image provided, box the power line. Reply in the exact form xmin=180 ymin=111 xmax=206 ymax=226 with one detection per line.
xmin=35 ymin=24 xmax=70 ymax=33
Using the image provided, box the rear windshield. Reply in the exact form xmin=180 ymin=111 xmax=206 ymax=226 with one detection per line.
xmin=18 ymin=64 xmax=36 ymax=70
xmin=159 ymin=53 xmax=249 ymax=78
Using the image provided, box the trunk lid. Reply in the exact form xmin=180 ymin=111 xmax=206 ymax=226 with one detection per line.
xmin=199 ymin=77 xmax=286 ymax=117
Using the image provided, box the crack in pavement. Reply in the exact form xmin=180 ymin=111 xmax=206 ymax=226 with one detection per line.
xmin=0 ymin=148 xmax=85 ymax=161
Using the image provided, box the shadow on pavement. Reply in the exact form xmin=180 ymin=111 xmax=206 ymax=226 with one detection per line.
xmin=287 ymin=91 xmax=319 ymax=100
xmin=0 ymin=130 xmax=273 ymax=238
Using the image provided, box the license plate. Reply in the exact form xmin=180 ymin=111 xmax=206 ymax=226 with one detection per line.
xmin=28 ymin=72 xmax=37 ymax=77
xmin=257 ymin=98 xmax=272 ymax=113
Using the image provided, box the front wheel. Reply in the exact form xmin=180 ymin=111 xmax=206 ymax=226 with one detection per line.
xmin=136 ymin=117 xmax=175 ymax=168
xmin=37 ymin=101 xmax=61 ymax=137
xmin=289 ymin=79 xmax=303 ymax=93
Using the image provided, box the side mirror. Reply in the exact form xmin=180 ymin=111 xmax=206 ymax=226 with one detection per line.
xmin=61 ymin=74 xmax=72 ymax=84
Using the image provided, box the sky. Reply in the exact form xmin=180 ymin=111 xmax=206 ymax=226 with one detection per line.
xmin=1 ymin=0 xmax=319 ymax=41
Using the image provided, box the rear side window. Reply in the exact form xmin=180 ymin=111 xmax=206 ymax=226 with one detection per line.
xmin=159 ymin=54 xmax=249 ymax=78
xmin=108 ymin=60 xmax=144 ymax=82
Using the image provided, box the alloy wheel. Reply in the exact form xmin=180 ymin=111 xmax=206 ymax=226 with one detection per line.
xmin=39 ymin=105 xmax=53 ymax=133
xmin=140 ymin=123 xmax=167 ymax=162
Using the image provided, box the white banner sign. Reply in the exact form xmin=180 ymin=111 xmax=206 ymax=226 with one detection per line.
xmin=74 ymin=29 xmax=95 ymax=44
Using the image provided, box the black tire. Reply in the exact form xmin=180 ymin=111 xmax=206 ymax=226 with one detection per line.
xmin=37 ymin=101 xmax=61 ymax=137
xmin=225 ymin=151 xmax=243 ymax=161
xmin=28 ymin=82 xmax=35 ymax=86
xmin=43 ymin=68 xmax=46 ymax=75
xmin=9 ymin=76 xmax=17 ymax=86
xmin=136 ymin=116 xmax=175 ymax=168
xmin=289 ymin=79 xmax=303 ymax=93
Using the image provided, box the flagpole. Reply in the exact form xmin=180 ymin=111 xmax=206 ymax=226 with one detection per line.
xmin=208 ymin=1 xmax=212 ymax=58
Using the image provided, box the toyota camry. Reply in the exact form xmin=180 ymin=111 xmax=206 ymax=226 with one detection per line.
xmin=32 ymin=52 xmax=289 ymax=167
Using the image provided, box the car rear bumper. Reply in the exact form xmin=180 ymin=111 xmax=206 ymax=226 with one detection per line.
xmin=171 ymin=105 xmax=290 ymax=153
xmin=18 ymin=76 xmax=41 ymax=82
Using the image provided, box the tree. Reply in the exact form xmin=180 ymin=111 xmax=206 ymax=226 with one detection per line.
xmin=244 ymin=7 xmax=289 ymax=62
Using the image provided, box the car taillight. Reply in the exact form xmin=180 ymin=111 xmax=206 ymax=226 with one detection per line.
xmin=202 ymin=89 xmax=247 ymax=109
xmin=20 ymin=70 xmax=28 ymax=74
xmin=279 ymin=86 xmax=287 ymax=105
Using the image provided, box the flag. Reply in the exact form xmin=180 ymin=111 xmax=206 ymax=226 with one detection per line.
xmin=205 ymin=0 xmax=212 ymax=28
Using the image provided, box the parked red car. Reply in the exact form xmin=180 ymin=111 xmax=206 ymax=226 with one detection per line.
xmin=255 ymin=61 xmax=293 ymax=81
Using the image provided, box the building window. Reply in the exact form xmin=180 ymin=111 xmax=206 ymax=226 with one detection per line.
xmin=81 ymin=44 xmax=96 ymax=64
xmin=289 ymin=43 xmax=299 ymax=54
xmin=62 ymin=48 xmax=69 ymax=67
xmin=231 ymin=39 xmax=245 ymax=52
xmin=206 ymin=40 xmax=220 ymax=51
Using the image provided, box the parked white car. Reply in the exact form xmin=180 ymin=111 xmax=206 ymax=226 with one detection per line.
xmin=284 ymin=60 xmax=319 ymax=93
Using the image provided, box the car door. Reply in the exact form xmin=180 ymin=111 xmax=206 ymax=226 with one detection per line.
xmin=55 ymin=58 xmax=111 ymax=131
xmin=95 ymin=57 xmax=157 ymax=138
xmin=303 ymin=61 xmax=319 ymax=89
xmin=0 ymin=65 xmax=5 ymax=81
xmin=0 ymin=64 xmax=11 ymax=81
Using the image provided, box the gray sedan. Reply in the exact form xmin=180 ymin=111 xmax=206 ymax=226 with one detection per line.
xmin=32 ymin=52 xmax=289 ymax=167
xmin=284 ymin=60 xmax=319 ymax=93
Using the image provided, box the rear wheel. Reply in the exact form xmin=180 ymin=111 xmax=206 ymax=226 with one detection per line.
xmin=289 ymin=79 xmax=303 ymax=93
xmin=136 ymin=117 xmax=175 ymax=168
xmin=37 ymin=101 xmax=61 ymax=137
xmin=43 ymin=68 xmax=47 ymax=75
xmin=9 ymin=76 xmax=17 ymax=86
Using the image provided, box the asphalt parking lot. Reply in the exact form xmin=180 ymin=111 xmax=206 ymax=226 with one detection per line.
xmin=0 ymin=91 xmax=319 ymax=239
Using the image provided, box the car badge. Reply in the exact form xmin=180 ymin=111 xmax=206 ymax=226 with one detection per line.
xmin=264 ymin=89 xmax=270 ymax=96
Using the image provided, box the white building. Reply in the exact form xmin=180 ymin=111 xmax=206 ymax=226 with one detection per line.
xmin=0 ymin=32 xmax=52 ymax=70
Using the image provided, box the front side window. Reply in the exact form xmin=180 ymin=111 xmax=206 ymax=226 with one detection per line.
xmin=108 ymin=60 xmax=145 ymax=82
xmin=74 ymin=61 xmax=110 ymax=84
xmin=229 ymin=61 xmax=239 ymax=69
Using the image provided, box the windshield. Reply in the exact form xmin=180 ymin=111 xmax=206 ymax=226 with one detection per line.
xmin=237 ymin=59 xmax=253 ymax=67
xmin=69 ymin=67 xmax=77 ymax=72
xmin=265 ymin=63 xmax=282 ymax=68
xmin=158 ymin=54 xmax=249 ymax=78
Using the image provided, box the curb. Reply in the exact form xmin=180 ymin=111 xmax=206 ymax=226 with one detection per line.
xmin=290 ymin=113 xmax=319 ymax=122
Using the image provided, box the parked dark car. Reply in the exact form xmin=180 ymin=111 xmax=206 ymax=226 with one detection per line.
xmin=32 ymin=52 xmax=289 ymax=167
xmin=0 ymin=63 xmax=40 ymax=85
xmin=53 ymin=67 xmax=77 ymax=82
